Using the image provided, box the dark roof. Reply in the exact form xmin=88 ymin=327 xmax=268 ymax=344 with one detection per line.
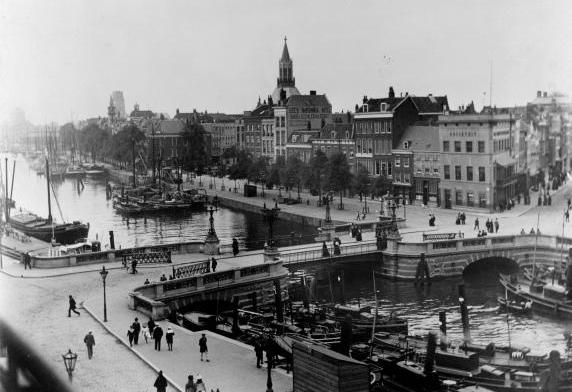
xmin=318 ymin=123 xmax=353 ymax=139
xmin=358 ymin=97 xmax=403 ymax=112
xmin=129 ymin=110 xmax=154 ymax=119
xmin=398 ymin=125 xmax=440 ymax=152
xmin=410 ymin=96 xmax=448 ymax=114
xmin=158 ymin=120 xmax=184 ymax=135
xmin=287 ymin=94 xmax=331 ymax=108
xmin=174 ymin=111 xmax=214 ymax=123
xmin=247 ymin=104 xmax=274 ymax=118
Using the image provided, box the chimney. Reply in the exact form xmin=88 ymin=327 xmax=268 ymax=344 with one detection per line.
xmin=176 ymin=108 xmax=180 ymax=115
xmin=537 ymin=91 xmax=542 ymax=98
xmin=363 ymin=95 xmax=368 ymax=104
xmin=543 ymin=92 xmax=548 ymax=98
xmin=428 ymin=93 xmax=432 ymax=97
xmin=310 ymin=90 xmax=316 ymax=96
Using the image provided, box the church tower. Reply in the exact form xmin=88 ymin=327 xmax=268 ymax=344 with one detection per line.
xmin=272 ymin=37 xmax=300 ymax=104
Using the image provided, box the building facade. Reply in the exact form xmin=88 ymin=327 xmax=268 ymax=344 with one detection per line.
xmin=111 ymin=91 xmax=126 ymax=119
xmin=439 ymin=113 xmax=517 ymax=212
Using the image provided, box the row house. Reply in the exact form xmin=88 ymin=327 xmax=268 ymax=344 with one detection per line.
xmin=354 ymin=88 xmax=448 ymax=200
xmin=398 ymin=125 xmax=441 ymax=205
xmin=286 ymin=130 xmax=318 ymax=163
xmin=439 ymin=113 xmax=517 ymax=212
xmin=243 ymin=101 xmax=274 ymax=160
xmin=202 ymin=114 xmax=241 ymax=165
xmin=311 ymin=122 xmax=355 ymax=169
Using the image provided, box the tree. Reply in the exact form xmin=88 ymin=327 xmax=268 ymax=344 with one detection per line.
xmin=328 ymin=152 xmax=352 ymax=209
xmin=284 ymin=156 xmax=304 ymax=199
xmin=308 ymin=150 xmax=329 ymax=199
xmin=268 ymin=156 xmax=285 ymax=189
xmin=371 ymin=175 xmax=392 ymax=198
xmin=353 ymin=164 xmax=370 ymax=197
xmin=228 ymin=150 xmax=252 ymax=180
xmin=180 ymin=120 xmax=209 ymax=173
xmin=109 ymin=124 xmax=146 ymax=169
xmin=79 ymin=123 xmax=111 ymax=163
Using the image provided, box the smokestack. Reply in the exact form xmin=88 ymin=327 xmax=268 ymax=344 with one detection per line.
xmin=458 ymin=284 xmax=471 ymax=343
xmin=310 ymin=90 xmax=316 ymax=96
xmin=438 ymin=311 xmax=447 ymax=351
xmin=424 ymin=333 xmax=437 ymax=375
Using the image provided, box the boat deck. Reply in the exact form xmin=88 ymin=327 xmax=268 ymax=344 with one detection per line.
xmin=0 ymin=230 xmax=50 ymax=259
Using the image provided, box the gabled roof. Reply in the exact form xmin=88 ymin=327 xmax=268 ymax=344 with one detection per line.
xmin=410 ymin=96 xmax=449 ymax=114
xmin=129 ymin=110 xmax=154 ymax=119
xmin=398 ymin=125 xmax=440 ymax=152
xmin=247 ymin=104 xmax=274 ymax=118
xmin=287 ymin=94 xmax=331 ymax=108
xmin=318 ymin=123 xmax=353 ymax=139
xmin=358 ymin=97 xmax=403 ymax=112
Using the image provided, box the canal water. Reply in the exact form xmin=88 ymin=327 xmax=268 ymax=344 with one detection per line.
xmin=4 ymin=153 xmax=570 ymax=356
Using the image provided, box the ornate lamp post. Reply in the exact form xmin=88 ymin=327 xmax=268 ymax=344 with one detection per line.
xmin=62 ymin=349 xmax=78 ymax=381
xmin=265 ymin=335 xmax=274 ymax=392
xmin=204 ymin=205 xmax=220 ymax=255
xmin=99 ymin=266 xmax=108 ymax=322
xmin=261 ymin=202 xmax=281 ymax=262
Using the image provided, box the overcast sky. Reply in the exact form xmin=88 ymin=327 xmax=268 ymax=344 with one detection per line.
xmin=2 ymin=0 xmax=572 ymax=124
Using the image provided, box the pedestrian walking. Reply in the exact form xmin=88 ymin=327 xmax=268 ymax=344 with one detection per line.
xmin=132 ymin=317 xmax=141 ymax=345
xmin=195 ymin=374 xmax=206 ymax=392
xmin=494 ymin=218 xmax=499 ymax=233
xmin=127 ymin=326 xmax=135 ymax=347
xmin=83 ymin=331 xmax=95 ymax=359
xmin=199 ymin=333 xmax=209 ymax=361
xmin=254 ymin=340 xmax=264 ymax=368
xmin=474 ymin=217 xmax=479 ymax=231
xmin=232 ymin=238 xmax=239 ymax=257
xmin=185 ymin=375 xmax=196 ymax=392
xmin=131 ymin=258 xmax=138 ymax=274
xmin=24 ymin=252 xmax=33 ymax=269
xmin=211 ymin=257 xmax=217 ymax=272
xmin=142 ymin=324 xmax=150 ymax=343
xmin=154 ymin=370 xmax=168 ymax=392
xmin=322 ymin=241 xmax=330 ymax=257
xmin=165 ymin=327 xmax=174 ymax=351
xmin=148 ymin=317 xmax=156 ymax=339
xmin=153 ymin=324 xmax=164 ymax=351
xmin=68 ymin=295 xmax=80 ymax=317
xmin=356 ymin=211 xmax=361 ymax=221
xmin=566 ymin=210 xmax=570 ymax=223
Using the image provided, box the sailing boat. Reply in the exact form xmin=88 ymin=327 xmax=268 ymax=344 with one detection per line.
xmin=499 ymin=207 xmax=572 ymax=318
xmin=8 ymin=158 xmax=89 ymax=245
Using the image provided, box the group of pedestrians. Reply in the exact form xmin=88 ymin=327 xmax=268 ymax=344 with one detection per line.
xmin=455 ymin=212 xmax=466 ymax=225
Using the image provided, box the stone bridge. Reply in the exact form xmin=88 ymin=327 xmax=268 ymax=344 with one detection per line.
xmin=280 ymin=234 xmax=572 ymax=280
xmin=128 ymin=260 xmax=289 ymax=320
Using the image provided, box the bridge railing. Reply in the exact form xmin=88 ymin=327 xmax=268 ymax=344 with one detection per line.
xmin=280 ymin=241 xmax=379 ymax=265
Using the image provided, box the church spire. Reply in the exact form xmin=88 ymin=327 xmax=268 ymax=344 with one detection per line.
xmin=278 ymin=37 xmax=294 ymax=88
xmin=281 ymin=36 xmax=291 ymax=63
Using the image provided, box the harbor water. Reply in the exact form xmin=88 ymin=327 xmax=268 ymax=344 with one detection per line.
xmin=4 ymin=153 xmax=571 ymax=356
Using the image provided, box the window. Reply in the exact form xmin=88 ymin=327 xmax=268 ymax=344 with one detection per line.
xmin=281 ymin=117 xmax=285 ymax=127
xmin=395 ymin=158 xmax=401 ymax=167
xmin=275 ymin=118 xmax=280 ymax=127
xmin=425 ymin=167 xmax=430 ymax=174
xmin=433 ymin=168 xmax=439 ymax=175
xmin=388 ymin=162 xmax=392 ymax=176
xmin=454 ymin=141 xmax=461 ymax=152
xmin=466 ymin=141 xmax=473 ymax=153
xmin=444 ymin=165 xmax=450 ymax=180
xmin=403 ymin=141 xmax=410 ymax=149
xmin=479 ymin=167 xmax=485 ymax=182
xmin=478 ymin=141 xmax=485 ymax=153
xmin=478 ymin=192 xmax=487 ymax=208
xmin=455 ymin=165 xmax=461 ymax=180
xmin=443 ymin=141 xmax=450 ymax=152
xmin=455 ymin=190 xmax=463 ymax=205
xmin=404 ymin=158 xmax=409 ymax=168
xmin=467 ymin=192 xmax=474 ymax=207
xmin=466 ymin=166 xmax=473 ymax=181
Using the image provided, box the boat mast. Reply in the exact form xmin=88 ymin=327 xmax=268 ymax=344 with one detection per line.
xmin=369 ymin=270 xmax=379 ymax=358
xmin=151 ymin=122 xmax=156 ymax=185
xmin=45 ymin=157 xmax=53 ymax=222
xmin=557 ymin=212 xmax=565 ymax=285
xmin=504 ymin=285 xmax=511 ymax=348
xmin=4 ymin=158 xmax=8 ymax=221
xmin=9 ymin=161 xmax=15 ymax=207
xmin=131 ymin=136 xmax=136 ymax=188
xmin=531 ymin=207 xmax=541 ymax=284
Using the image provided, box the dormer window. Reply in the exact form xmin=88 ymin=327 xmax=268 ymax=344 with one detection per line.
xmin=331 ymin=131 xmax=336 ymax=139
xmin=381 ymin=103 xmax=387 ymax=111
xmin=403 ymin=141 xmax=410 ymax=149
xmin=363 ymin=104 xmax=369 ymax=112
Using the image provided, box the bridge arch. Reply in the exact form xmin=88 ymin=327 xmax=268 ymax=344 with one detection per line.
xmin=462 ymin=255 xmax=519 ymax=278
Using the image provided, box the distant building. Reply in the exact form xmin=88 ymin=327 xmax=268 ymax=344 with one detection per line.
xmin=201 ymin=114 xmax=242 ymax=165
xmin=243 ymin=100 xmax=274 ymax=160
xmin=111 ymin=91 xmax=126 ymax=119
xmin=398 ymin=125 xmax=441 ymax=206
xmin=311 ymin=121 xmax=355 ymax=168
xmin=439 ymin=113 xmax=517 ymax=212
xmin=286 ymin=129 xmax=318 ymax=163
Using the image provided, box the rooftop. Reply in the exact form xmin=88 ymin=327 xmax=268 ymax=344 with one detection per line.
xmin=398 ymin=125 xmax=440 ymax=152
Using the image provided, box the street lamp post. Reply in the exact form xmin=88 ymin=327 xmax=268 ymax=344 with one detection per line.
xmin=261 ymin=202 xmax=281 ymax=248
xmin=266 ymin=342 xmax=274 ymax=392
xmin=99 ymin=266 xmax=109 ymax=322
xmin=62 ymin=349 xmax=78 ymax=382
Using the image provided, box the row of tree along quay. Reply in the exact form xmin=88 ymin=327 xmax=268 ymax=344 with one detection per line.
xmin=55 ymin=120 xmax=394 ymax=205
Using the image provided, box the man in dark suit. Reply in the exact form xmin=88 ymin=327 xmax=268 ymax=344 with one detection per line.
xmin=153 ymin=324 xmax=163 ymax=351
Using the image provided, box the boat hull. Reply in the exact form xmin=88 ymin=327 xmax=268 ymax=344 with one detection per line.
xmin=9 ymin=215 xmax=89 ymax=245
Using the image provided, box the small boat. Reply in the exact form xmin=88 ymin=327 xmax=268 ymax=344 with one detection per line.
xmin=499 ymin=273 xmax=572 ymax=318
xmin=324 ymin=304 xmax=408 ymax=335
xmin=63 ymin=165 xmax=86 ymax=178
xmin=497 ymin=296 xmax=532 ymax=314
xmin=181 ymin=312 xmax=217 ymax=331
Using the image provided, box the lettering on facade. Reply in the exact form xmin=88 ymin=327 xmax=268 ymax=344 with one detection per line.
xmin=448 ymin=131 xmax=477 ymax=138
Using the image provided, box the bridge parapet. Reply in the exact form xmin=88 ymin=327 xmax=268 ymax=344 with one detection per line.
xmin=129 ymin=260 xmax=287 ymax=319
